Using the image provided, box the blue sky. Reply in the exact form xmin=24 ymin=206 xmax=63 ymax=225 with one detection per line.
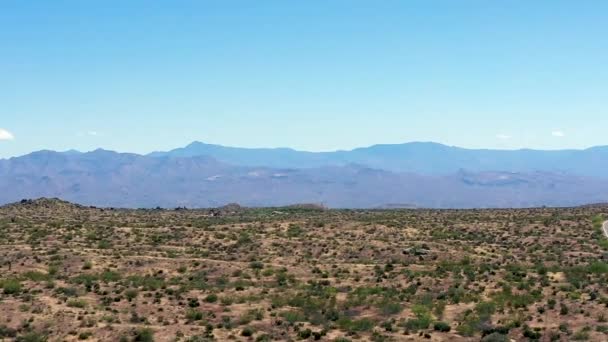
xmin=1 ymin=1 xmax=607 ymax=158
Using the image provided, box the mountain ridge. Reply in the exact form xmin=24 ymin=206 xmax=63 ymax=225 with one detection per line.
xmin=145 ymin=141 xmax=608 ymax=178
xmin=7 ymin=141 xmax=608 ymax=160
xmin=1 ymin=147 xmax=608 ymax=208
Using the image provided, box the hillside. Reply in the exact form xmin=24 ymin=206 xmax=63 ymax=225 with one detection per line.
xmin=0 ymin=201 xmax=606 ymax=341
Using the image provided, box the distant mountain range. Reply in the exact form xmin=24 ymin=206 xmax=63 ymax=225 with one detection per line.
xmin=1 ymin=142 xmax=607 ymax=208
xmin=149 ymin=141 xmax=608 ymax=178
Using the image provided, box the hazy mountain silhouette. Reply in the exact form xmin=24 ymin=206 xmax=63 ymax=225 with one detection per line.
xmin=149 ymin=141 xmax=608 ymax=178
xmin=2 ymin=145 xmax=608 ymax=208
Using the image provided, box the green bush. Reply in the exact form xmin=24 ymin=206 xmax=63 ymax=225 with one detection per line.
xmin=475 ymin=301 xmax=496 ymax=319
xmin=523 ymin=327 xmax=541 ymax=340
xmin=572 ymin=329 xmax=590 ymax=341
xmin=2 ymin=279 xmax=22 ymax=295
xmin=403 ymin=305 xmax=432 ymax=331
xmin=588 ymin=262 xmax=608 ymax=274
xmin=337 ymin=318 xmax=375 ymax=333
xmin=100 ymin=271 xmax=122 ymax=282
xmin=186 ymin=310 xmax=204 ymax=321
xmin=250 ymin=261 xmax=264 ymax=270
xmin=298 ymin=328 xmax=312 ymax=339
xmin=0 ymin=325 xmax=17 ymax=338
xmin=204 ymin=293 xmax=218 ymax=303
xmin=481 ymin=333 xmax=509 ymax=342
xmin=433 ymin=321 xmax=451 ymax=332
xmin=67 ymin=299 xmax=87 ymax=308
xmin=280 ymin=310 xmax=306 ymax=324
xmin=287 ymin=224 xmax=304 ymax=237
xmin=241 ymin=327 xmax=255 ymax=337
xmin=378 ymin=300 xmax=402 ymax=316
xmin=78 ymin=331 xmax=93 ymax=340
xmin=125 ymin=289 xmax=139 ymax=301
xmin=15 ymin=332 xmax=48 ymax=342
xmin=133 ymin=328 xmax=154 ymax=342
xmin=23 ymin=271 xmax=51 ymax=282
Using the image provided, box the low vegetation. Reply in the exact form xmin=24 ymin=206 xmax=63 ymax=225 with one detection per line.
xmin=0 ymin=198 xmax=607 ymax=341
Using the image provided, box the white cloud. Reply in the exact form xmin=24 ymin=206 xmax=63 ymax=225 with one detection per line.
xmin=0 ymin=128 xmax=14 ymax=140
xmin=496 ymin=134 xmax=511 ymax=140
xmin=77 ymin=131 xmax=102 ymax=137
xmin=551 ymin=130 xmax=565 ymax=137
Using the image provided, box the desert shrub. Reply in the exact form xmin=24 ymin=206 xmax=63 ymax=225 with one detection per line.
xmin=56 ymin=287 xmax=78 ymax=297
xmin=186 ymin=310 xmax=204 ymax=321
xmin=481 ymin=333 xmax=509 ymax=342
xmin=78 ymin=331 xmax=93 ymax=340
xmin=187 ymin=271 xmax=209 ymax=290
xmin=187 ymin=298 xmax=200 ymax=308
xmin=125 ymin=289 xmax=139 ymax=301
xmin=572 ymin=326 xmax=592 ymax=340
xmin=100 ymin=271 xmax=122 ymax=282
xmin=70 ymin=274 xmax=99 ymax=286
xmin=455 ymin=311 xmax=485 ymax=337
xmin=67 ymin=299 xmax=87 ymax=308
xmin=219 ymin=316 xmax=233 ymax=329
xmin=97 ymin=240 xmax=112 ymax=249
xmin=377 ymin=299 xmax=402 ymax=316
xmin=23 ymin=271 xmax=51 ymax=282
xmin=433 ymin=321 xmax=451 ymax=332
xmin=337 ymin=317 xmax=375 ymax=333
xmin=255 ymin=335 xmax=271 ymax=342
xmin=475 ymin=301 xmax=496 ymax=319
xmin=249 ymin=261 xmax=264 ymax=270
xmin=280 ymin=310 xmax=306 ymax=324
xmin=491 ymin=285 xmax=535 ymax=309
xmin=403 ymin=305 xmax=432 ymax=331
xmin=0 ymin=325 xmax=17 ymax=338
xmin=522 ymin=326 xmax=541 ymax=340
xmin=239 ymin=308 xmax=264 ymax=324
xmin=287 ymin=224 xmax=304 ymax=237
xmin=133 ymin=328 xmax=154 ymax=342
xmin=47 ymin=265 xmax=59 ymax=276
xmin=433 ymin=300 xmax=446 ymax=318
xmin=298 ymin=328 xmax=312 ymax=339
xmin=588 ymin=262 xmax=608 ymax=274
xmin=127 ymin=275 xmax=165 ymax=291
xmin=241 ymin=327 xmax=255 ymax=337
xmin=204 ymin=293 xmax=218 ymax=303
xmin=1 ymin=279 xmax=22 ymax=295
xmin=15 ymin=332 xmax=48 ymax=342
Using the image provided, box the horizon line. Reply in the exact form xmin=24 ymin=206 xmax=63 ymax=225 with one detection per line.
xmin=2 ymin=140 xmax=607 ymax=160
xmin=2 ymin=196 xmax=602 ymax=211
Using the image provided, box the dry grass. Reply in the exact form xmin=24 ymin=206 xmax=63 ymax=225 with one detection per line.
xmin=0 ymin=199 xmax=607 ymax=341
